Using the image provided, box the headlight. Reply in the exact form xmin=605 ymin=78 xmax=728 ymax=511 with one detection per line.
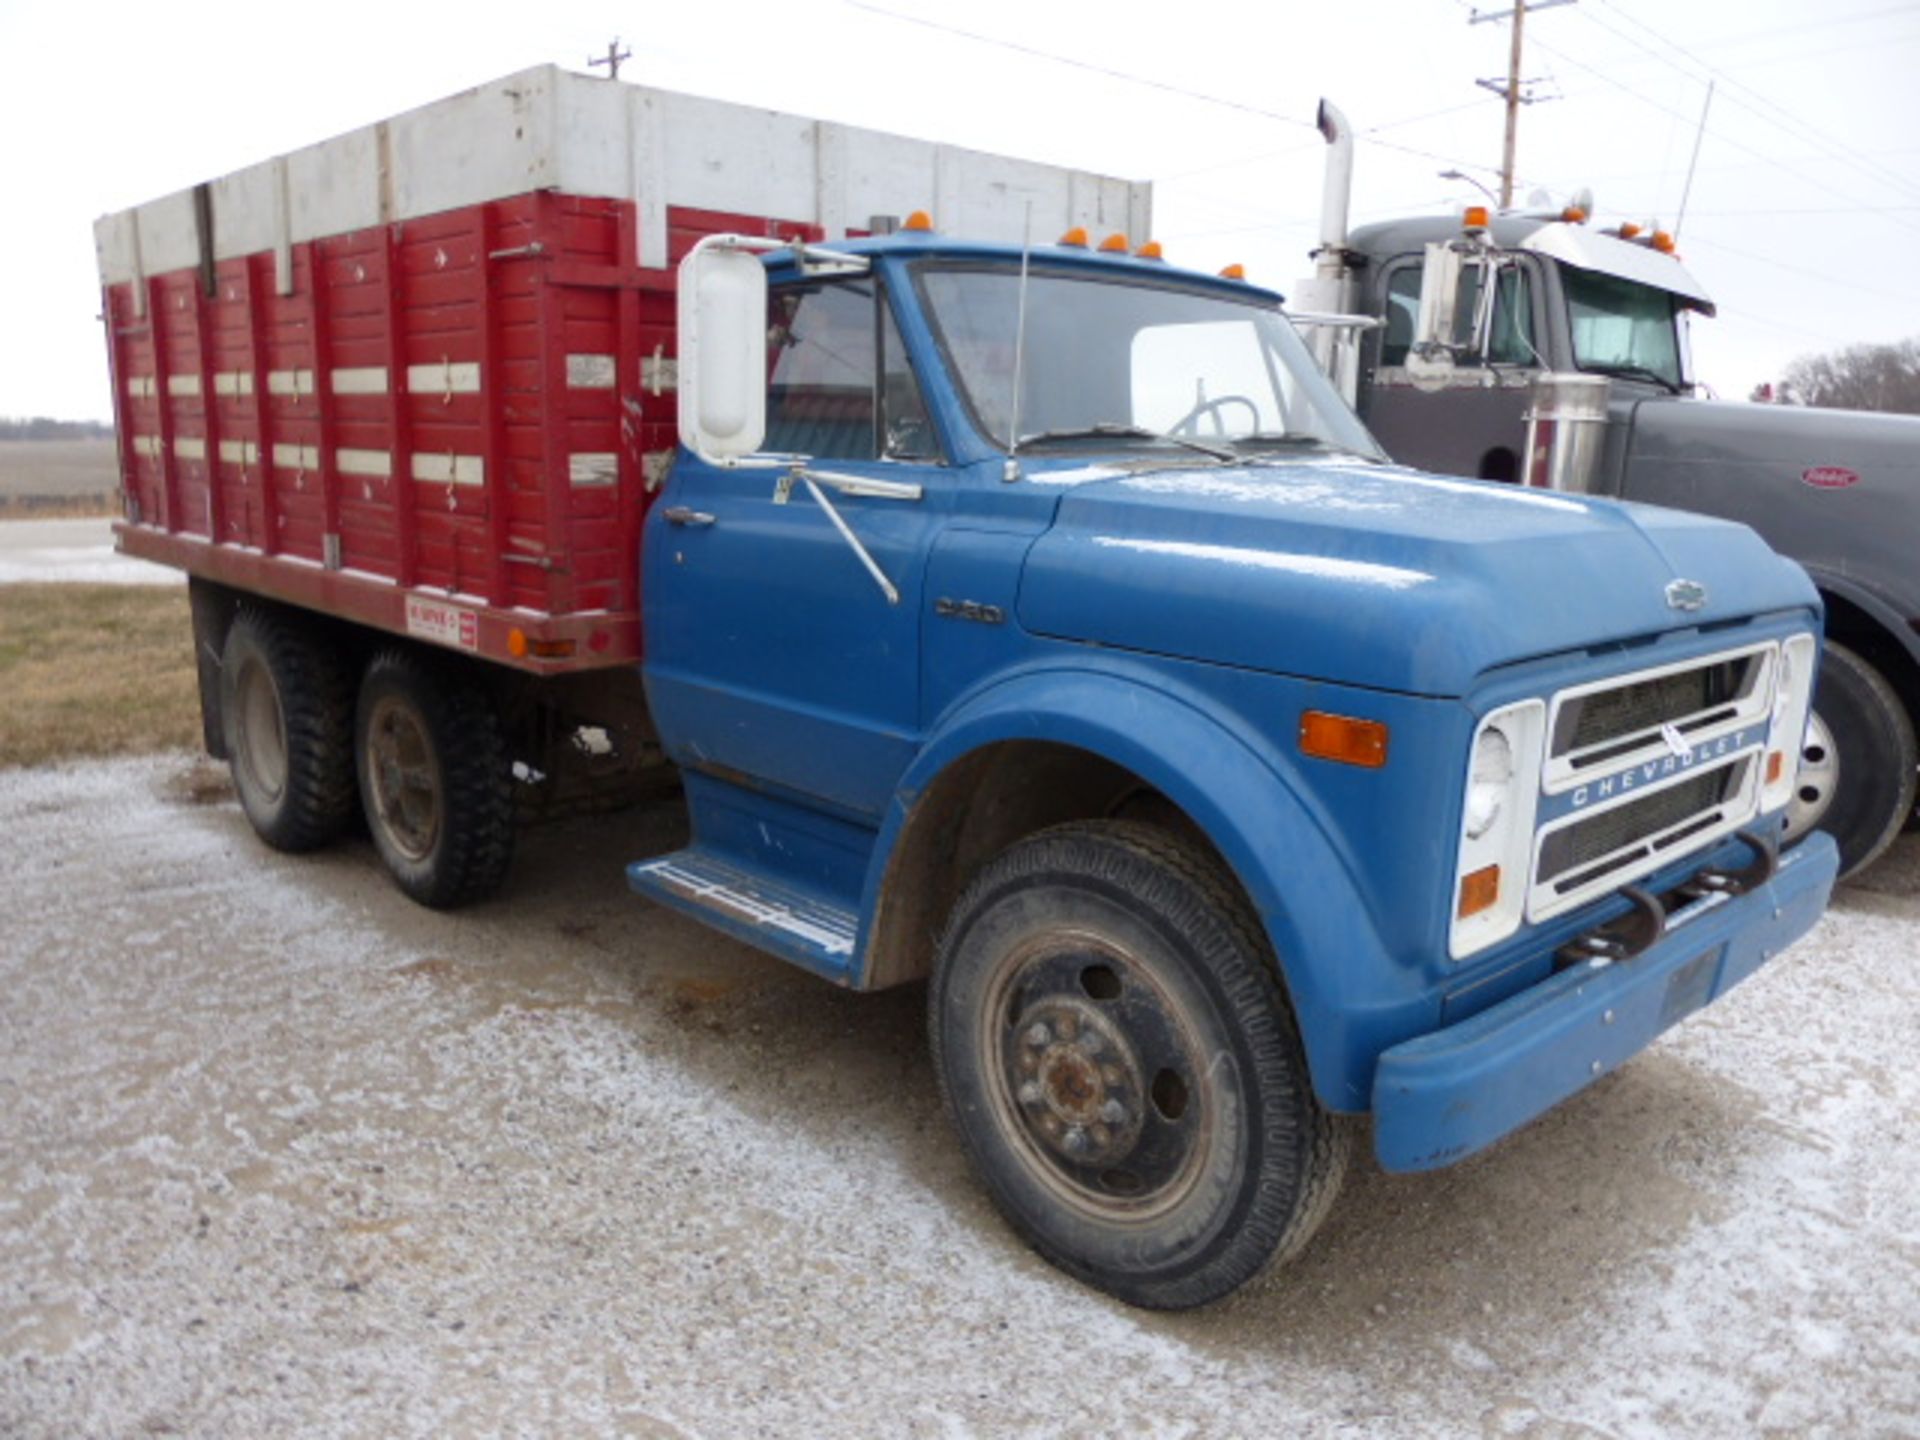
xmin=1463 ymin=725 xmax=1513 ymax=839
xmin=1450 ymin=700 xmax=1546 ymax=960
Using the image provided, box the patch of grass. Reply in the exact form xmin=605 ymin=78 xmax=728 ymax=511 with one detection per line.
xmin=0 ymin=584 xmax=201 ymax=768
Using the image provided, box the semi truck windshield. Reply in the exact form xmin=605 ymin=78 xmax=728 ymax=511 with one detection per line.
xmin=1565 ymin=267 xmax=1685 ymax=390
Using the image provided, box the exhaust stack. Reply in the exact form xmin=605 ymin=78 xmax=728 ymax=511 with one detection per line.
xmin=1316 ymin=99 xmax=1354 ymax=257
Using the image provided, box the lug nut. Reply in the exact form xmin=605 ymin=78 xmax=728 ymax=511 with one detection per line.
xmin=1017 ymin=1081 xmax=1042 ymax=1106
xmin=1025 ymin=1023 xmax=1051 ymax=1048
xmin=1079 ymin=1030 xmax=1104 ymax=1055
xmin=1062 ymin=1126 xmax=1089 ymax=1155
xmin=1099 ymin=1099 xmax=1127 ymax=1125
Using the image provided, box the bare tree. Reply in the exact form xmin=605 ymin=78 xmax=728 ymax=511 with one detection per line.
xmin=1774 ymin=337 xmax=1920 ymax=415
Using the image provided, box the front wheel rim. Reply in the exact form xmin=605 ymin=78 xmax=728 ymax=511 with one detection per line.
xmin=978 ymin=927 xmax=1216 ymax=1224
xmin=1783 ymin=709 xmax=1840 ymax=844
xmin=365 ymin=696 xmax=439 ymax=861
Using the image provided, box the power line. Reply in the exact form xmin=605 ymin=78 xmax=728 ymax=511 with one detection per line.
xmin=845 ymin=2 xmax=1317 ymax=129
xmin=1523 ymin=30 xmax=1920 ymax=237
xmin=1583 ymin=0 xmax=1920 ymax=205
xmin=848 ymin=2 xmax=1536 ymax=191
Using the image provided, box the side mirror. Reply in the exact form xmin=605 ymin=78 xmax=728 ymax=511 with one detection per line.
xmin=1412 ymin=242 xmax=1463 ymax=360
xmin=677 ymin=241 xmax=768 ymax=463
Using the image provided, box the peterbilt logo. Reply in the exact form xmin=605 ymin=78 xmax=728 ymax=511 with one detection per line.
xmin=1665 ymin=578 xmax=1708 ymax=612
xmin=1802 ymin=466 xmax=1860 ymax=490
xmin=1565 ymin=725 xmax=1761 ymax=812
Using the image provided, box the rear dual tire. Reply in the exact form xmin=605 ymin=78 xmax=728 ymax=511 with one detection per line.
xmin=220 ymin=607 xmax=357 ymax=852
xmin=355 ymin=651 xmax=515 ymax=909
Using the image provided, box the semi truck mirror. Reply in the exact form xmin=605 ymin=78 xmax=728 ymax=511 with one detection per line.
xmin=1412 ymin=243 xmax=1463 ymax=360
xmin=678 ymin=242 xmax=769 ymax=463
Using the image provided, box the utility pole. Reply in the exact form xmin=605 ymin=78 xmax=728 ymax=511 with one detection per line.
xmin=1471 ymin=0 xmax=1573 ymax=209
xmin=589 ymin=38 xmax=631 ymax=81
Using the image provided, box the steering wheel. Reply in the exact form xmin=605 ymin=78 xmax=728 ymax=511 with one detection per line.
xmin=1169 ymin=394 xmax=1261 ymax=438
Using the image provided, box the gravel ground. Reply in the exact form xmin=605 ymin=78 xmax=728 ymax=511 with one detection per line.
xmin=1 ymin=755 xmax=1916 ymax=1438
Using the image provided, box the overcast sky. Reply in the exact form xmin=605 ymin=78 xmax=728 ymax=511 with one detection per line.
xmin=2 ymin=0 xmax=1916 ymax=420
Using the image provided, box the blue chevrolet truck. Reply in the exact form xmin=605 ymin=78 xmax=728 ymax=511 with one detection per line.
xmin=102 ymin=72 xmax=1838 ymax=1310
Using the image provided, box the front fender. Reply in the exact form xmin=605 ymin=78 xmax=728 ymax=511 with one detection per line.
xmin=862 ymin=662 xmax=1397 ymax=1111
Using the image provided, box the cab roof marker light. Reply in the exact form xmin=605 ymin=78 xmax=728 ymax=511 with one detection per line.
xmin=1462 ymin=204 xmax=1492 ymax=232
xmin=1650 ymin=230 xmax=1677 ymax=254
xmin=1098 ymin=233 xmax=1130 ymax=253
xmin=1134 ymin=240 xmax=1165 ymax=261
xmin=1615 ymin=221 xmax=1643 ymax=240
xmin=1218 ymin=262 xmax=1247 ymax=280
xmin=1058 ymin=226 xmax=1089 ymax=248
xmin=902 ymin=210 xmax=935 ymax=232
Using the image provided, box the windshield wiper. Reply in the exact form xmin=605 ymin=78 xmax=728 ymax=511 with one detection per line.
xmin=1581 ymin=363 xmax=1683 ymax=396
xmin=1016 ymin=423 xmax=1235 ymax=462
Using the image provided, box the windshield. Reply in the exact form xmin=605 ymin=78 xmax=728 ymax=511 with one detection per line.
xmin=1564 ymin=267 xmax=1685 ymax=389
xmin=917 ymin=266 xmax=1383 ymax=459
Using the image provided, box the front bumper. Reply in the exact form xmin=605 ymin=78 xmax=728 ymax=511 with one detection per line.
xmin=1371 ymin=830 xmax=1838 ymax=1173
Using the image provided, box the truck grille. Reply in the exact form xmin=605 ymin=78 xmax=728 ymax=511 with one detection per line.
xmin=1538 ymin=760 xmax=1746 ymax=897
xmin=1550 ymin=651 xmax=1762 ymax=775
xmin=1528 ymin=642 xmax=1775 ymax=921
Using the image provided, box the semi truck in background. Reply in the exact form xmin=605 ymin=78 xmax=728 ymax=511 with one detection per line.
xmin=95 ymin=67 xmax=1836 ymax=1309
xmin=1295 ymin=100 xmax=1920 ymax=879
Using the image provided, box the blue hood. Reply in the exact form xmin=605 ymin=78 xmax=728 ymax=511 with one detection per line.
xmin=1017 ymin=458 xmax=1817 ymax=697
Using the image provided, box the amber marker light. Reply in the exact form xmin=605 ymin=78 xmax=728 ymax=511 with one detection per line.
xmin=1560 ymin=205 xmax=1589 ymax=224
xmin=1458 ymin=864 xmax=1501 ymax=919
xmin=1650 ymin=230 xmax=1677 ymax=253
xmin=1299 ymin=711 xmax=1389 ymax=769
xmin=1617 ymin=221 xmax=1643 ymax=239
xmin=528 ymin=637 xmax=577 ymax=659
xmin=1058 ymin=226 xmax=1090 ymax=248
xmin=1098 ymin=232 xmax=1129 ymax=252
xmin=903 ymin=210 xmax=935 ymax=232
xmin=1767 ymin=751 xmax=1786 ymax=786
xmin=1462 ymin=205 xmax=1491 ymax=231
xmin=1135 ymin=240 xmax=1165 ymax=260
xmin=1218 ymin=262 xmax=1247 ymax=280
xmin=507 ymin=627 xmax=529 ymax=659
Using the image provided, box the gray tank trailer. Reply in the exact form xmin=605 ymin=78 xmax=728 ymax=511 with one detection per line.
xmin=1293 ymin=102 xmax=1920 ymax=878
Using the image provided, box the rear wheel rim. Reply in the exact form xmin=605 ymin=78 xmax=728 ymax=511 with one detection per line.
xmin=1784 ymin=710 xmax=1839 ymax=844
xmin=365 ymin=696 xmax=439 ymax=861
xmin=977 ymin=926 xmax=1215 ymax=1224
xmin=234 ymin=657 xmax=288 ymax=804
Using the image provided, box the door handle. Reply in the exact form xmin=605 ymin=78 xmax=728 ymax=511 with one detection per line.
xmin=662 ymin=506 xmax=717 ymax=527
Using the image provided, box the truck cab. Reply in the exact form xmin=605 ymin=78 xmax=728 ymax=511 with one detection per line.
xmin=638 ymin=221 xmax=1837 ymax=1305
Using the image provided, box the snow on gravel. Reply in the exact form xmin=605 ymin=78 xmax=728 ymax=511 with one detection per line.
xmin=0 ymin=518 xmax=182 ymax=584
xmin=0 ymin=755 xmax=1915 ymax=1438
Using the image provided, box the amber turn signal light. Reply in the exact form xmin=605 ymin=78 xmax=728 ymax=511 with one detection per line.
xmin=1299 ymin=711 xmax=1389 ymax=768
xmin=1458 ymin=865 xmax=1501 ymax=919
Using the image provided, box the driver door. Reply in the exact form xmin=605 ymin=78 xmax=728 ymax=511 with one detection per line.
xmin=642 ymin=274 xmax=948 ymax=820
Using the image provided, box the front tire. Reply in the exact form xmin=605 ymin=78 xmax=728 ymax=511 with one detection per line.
xmin=355 ymin=650 xmax=515 ymax=908
xmin=219 ymin=606 xmax=355 ymax=852
xmin=1785 ymin=641 xmax=1916 ymax=878
xmin=929 ymin=821 xmax=1348 ymax=1310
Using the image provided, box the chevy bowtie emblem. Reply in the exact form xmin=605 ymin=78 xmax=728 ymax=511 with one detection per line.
xmin=1666 ymin=578 xmax=1708 ymax=612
